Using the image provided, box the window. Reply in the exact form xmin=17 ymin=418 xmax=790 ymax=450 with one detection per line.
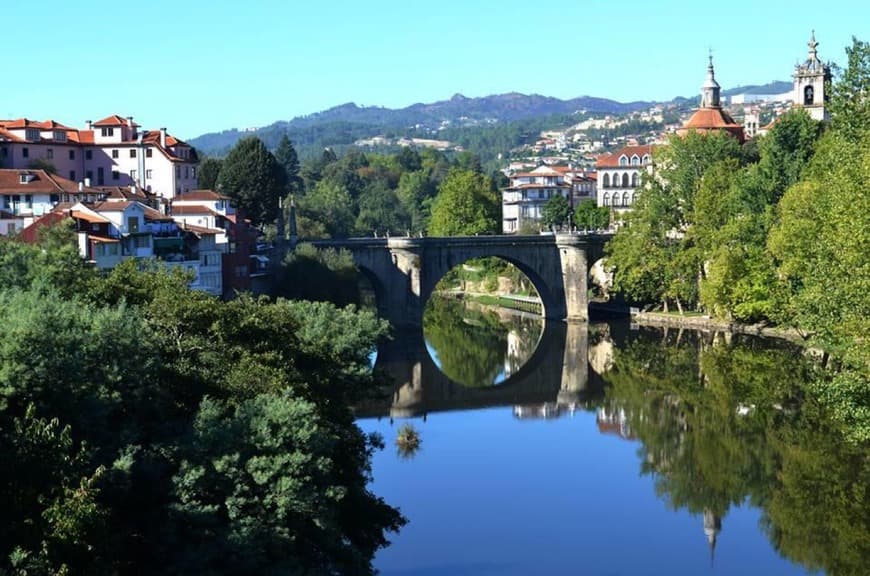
xmin=112 ymin=149 xmax=119 ymax=159
xmin=145 ymin=148 xmax=152 ymax=158
xmin=22 ymin=147 xmax=29 ymax=158
xmin=603 ymin=192 xmax=610 ymax=206
xmin=54 ymin=131 xmax=66 ymax=142
xmin=619 ymin=155 xmax=628 ymax=167
xmin=46 ymin=148 xmax=54 ymax=159
xmin=7 ymin=223 xmax=15 ymax=234
xmin=97 ymin=167 xmax=104 ymax=185
xmin=191 ymin=166 xmax=196 ymax=179
xmin=130 ymin=149 xmax=137 ymax=158
xmin=50 ymin=193 xmax=60 ymax=204
xmin=622 ymin=173 xmax=630 ymax=187
xmin=146 ymin=169 xmax=152 ymax=179
xmin=68 ymin=149 xmax=75 ymax=160
xmin=112 ymin=170 xmax=119 ymax=180
xmin=130 ymin=169 xmax=137 ymax=180
xmin=630 ymin=155 xmax=639 ymax=166
xmin=631 ymin=173 xmax=639 ymax=187
xmin=101 ymin=127 xmax=114 ymax=137
xmin=603 ymin=173 xmax=610 ymax=188
xmin=85 ymin=149 xmax=93 ymax=160
xmin=69 ymin=171 xmax=76 ymax=181
xmin=184 ymin=166 xmax=188 ymax=179
xmin=804 ymin=85 xmax=814 ymax=106
xmin=175 ymin=165 xmax=181 ymax=178
xmin=127 ymin=216 xmax=139 ymax=233
xmin=25 ymin=195 xmax=32 ymax=208
xmin=134 ymin=235 xmax=149 ymax=248
xmin=26 ymin=128 xmax=39 ymax=140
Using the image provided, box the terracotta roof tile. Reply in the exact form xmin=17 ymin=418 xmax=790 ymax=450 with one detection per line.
xmin=596 ymin=144 xmax=655 ymax=168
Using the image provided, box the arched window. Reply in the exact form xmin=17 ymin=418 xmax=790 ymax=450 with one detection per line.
xmin=619 ymin=155 xmax=628 ymax=166
xmin=602 ymin=192 xmax=610 ymax=206
xmin=642 ymin=154 xmax=650 ymax=164
xmin=612 ymin=194 xmax=620 ymax=207
xmin=622 ymin=173 xmax=630 ymax=187
xmin=603 ymin=173 xmax=610 ymax=188
xmin=804 ymin=85 xmax=814 ymax=105
xmin=630 ymin=155 xmax=639 ymax=166
xmin=631 ymin=173 xmax=639 ymax=187
xmin=623 ymin=191 xmax=630 ymax=206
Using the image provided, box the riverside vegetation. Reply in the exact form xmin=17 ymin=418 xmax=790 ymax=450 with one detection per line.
xmin=0 ymin=223 xmax=404 ymax=575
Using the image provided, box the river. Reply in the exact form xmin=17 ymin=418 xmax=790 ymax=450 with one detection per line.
xmin=357 ymin=296 xmax=868 ymax=576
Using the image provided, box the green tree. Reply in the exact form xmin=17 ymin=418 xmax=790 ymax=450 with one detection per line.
xmin=573 ymin=199 xmax=610 ymax=230
xmin=28 ymin=158 xmax=58 ymax=175
xmin=540 ymin=195 xmax=570 ymax=230
xmin=298 ymin=179 xmax=356 ymax=238
xmin=355 ymin=182 xmax=409 ymax=236
xmin=396 ymin=170 xmax=437 ymax=233
xmin=197 ymin=156 xmax=223 ymax=190
xmin=216 ymin=137 xmax=285 ymax=226
xmin=428 ymin=168 xmax=499 ymax=236
xmin=829 ymin=37 xmax=870 ymax=141
xmin=274 ymin=134 xmax=303 ymax=195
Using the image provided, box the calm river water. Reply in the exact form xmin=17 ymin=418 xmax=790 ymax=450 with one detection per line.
xmin=357 ymin=296 xmax=867 ymax=576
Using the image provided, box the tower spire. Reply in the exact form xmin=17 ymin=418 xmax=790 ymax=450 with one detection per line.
xmin=700 ymin=51 xmax=721 ymax=108
xmin=808 ymin=29 xmax=819 ymax=61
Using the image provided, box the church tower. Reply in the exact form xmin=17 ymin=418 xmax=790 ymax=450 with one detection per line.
xmin=678 ymin=53 xmax=745 ymax=142
xmin=793 ymin=31 xmax=831 ymax=122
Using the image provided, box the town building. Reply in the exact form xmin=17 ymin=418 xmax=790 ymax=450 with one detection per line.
xmin=0 ymin=169 xmax=104 ymax=234
xmin=595 ymin=144 xmax=654 ymax=211
xmin=677 ymin=55 xmax=746 ymax=143
xmin=0 ymin=115 xmax=198 ymax=200
xmin=501 ymin=166 xmax=596 ymax=233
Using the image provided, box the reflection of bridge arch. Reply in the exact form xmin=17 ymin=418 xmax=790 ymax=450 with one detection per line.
xmin=311 ymin=234 xmax=610 ymax=328
xmin=356 ymin=321 xmax=598 ymax=419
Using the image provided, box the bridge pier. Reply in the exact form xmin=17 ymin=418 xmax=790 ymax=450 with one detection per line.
xmin=556 ymin=233 xmax=590 ymax=322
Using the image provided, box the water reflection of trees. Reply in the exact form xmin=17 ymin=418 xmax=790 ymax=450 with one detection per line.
xmin=422 ymin=296 xmax=541 ymax=387
xmin=602 ymin=329 xmax=869 ymax=576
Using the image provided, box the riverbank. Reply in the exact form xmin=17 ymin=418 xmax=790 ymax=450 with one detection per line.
xmin=631 ymin=310 xmax=807 ymax=344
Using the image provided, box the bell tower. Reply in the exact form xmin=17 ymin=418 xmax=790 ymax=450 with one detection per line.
xmin=793 ymin=31 xmax=831 ymax=122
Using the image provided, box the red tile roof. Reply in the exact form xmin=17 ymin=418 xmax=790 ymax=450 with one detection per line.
xmin=93 ymin=114 xmax=139 ymax=127
xmin=679 ymin=108 xmax=745 ymax=143
xmin=20 ymin=212 xmax=70 ymax=244
xmin=174 ymin=189 xmax=228 ymax=202
xmin=0 ymin=169 xmax=99 ymax=195
xmin=596 ymin=145 xmax=655 ymax=168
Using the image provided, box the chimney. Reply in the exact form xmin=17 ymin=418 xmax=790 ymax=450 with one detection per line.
xmin=84 ymin=177 xmax=91 ymax=187
xmin=160 ymin=127 xmax=167 ymax=148
xmin=85 ymin=120 xmax=92 ymax=130
xmin=78 ymin=181 xmax=84 ymax=192
xmin=130 ymin=184 xmax=136 ymax=195
xmin=127 ymin=116 xmax=135 ymax=139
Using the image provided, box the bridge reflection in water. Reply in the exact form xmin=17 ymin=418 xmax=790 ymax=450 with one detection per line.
xmin=356 ymin=321 xmax=606 ymax=419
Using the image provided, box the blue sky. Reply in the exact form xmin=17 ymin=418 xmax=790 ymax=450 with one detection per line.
xmin=6 ymin=0 xmax=866 ymax=138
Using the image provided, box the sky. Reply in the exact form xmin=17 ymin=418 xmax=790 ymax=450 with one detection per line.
xmin=5 ymin=0 xmax=867 ymax=139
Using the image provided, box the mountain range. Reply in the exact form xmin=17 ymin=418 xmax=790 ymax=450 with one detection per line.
xmin=188 ymin=81 xmax=791 ymax=157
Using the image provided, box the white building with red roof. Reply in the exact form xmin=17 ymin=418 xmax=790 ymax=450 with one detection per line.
xmin=0 ymin=114 xmax=198 ymax=200
xmin=595 ymin=144 xmax=654 ymax=211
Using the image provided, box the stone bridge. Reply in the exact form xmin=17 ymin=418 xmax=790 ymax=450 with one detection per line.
xmin=312 ymin=233 xmax=610 ymax=328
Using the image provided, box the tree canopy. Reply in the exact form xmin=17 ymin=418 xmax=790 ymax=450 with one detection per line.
xmin=216 ymin=137 xmax=285 ymax=226
xmin=428 ymin=168 xmax=499 ymax=236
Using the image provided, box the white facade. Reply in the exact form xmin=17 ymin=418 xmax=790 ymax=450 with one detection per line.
xmin=596 ymin=145 xmax=653 ymax=211
xmin=0 ymin=115 xmax=198 ymax=200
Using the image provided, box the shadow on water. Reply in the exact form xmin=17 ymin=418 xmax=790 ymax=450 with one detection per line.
xmin=357 ymin=315 xmax=610 ymax=419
